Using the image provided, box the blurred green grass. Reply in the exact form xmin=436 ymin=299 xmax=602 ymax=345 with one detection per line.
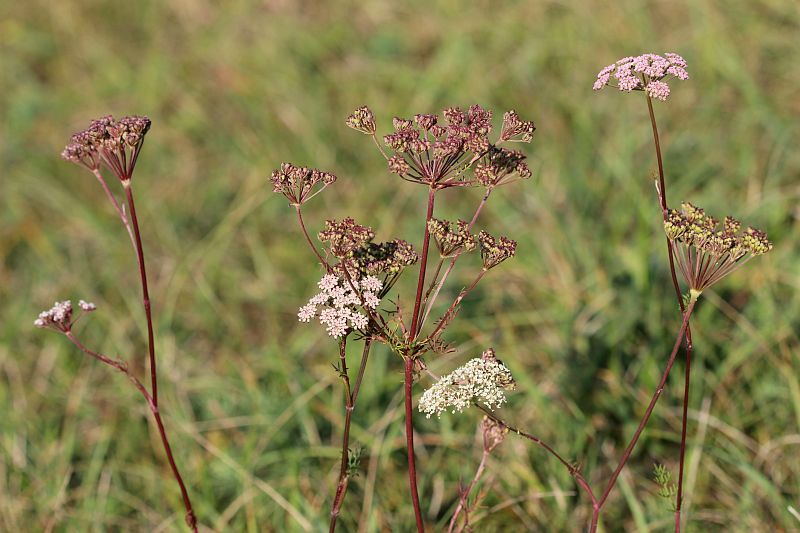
xmin=1 ymin=0 xmax=798 ymax=531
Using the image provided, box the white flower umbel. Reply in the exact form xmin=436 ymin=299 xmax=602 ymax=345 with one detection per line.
xmin=419 ymin=349 xmax=516 ymax=419
xmin=298 ymin=274 xmax=383 ymax=338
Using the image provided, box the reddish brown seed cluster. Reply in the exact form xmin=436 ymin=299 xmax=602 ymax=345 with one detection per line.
xmin=62 ymin=115 xmax=151 ymax=181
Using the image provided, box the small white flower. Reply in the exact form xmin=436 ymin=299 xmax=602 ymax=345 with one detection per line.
xmin=298 ymin=273 xmax=383 ymax=337
xmin=419 ymin=350 xmax=516 ymax=419
xmin=78 ymin=300 xmax=97 ymax=312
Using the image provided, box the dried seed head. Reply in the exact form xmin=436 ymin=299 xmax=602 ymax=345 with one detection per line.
xmin=478 ymin=231 xmax=517 ymax=269
xmin=345 ymin=106 xmax=377 ymax=135
xmin=475 ymin=147 xmax=532 ymax=187
xmin=318 ymin=217 xmax=375 ymax=258
xmin=500 ymin=110 xmax=536 ymax=142
xmin=270 ymin=162 xmax=337 ymax=205
xmin=62 ymin=115 xmax=151 ymax=181
xmin=664 ymin=202 xmax=772 ymax=290
xmin=481 ymin=416 xmax=508 ymax=453
xmin=388 ymin=155 xmax=411 ymax=175
xmin=427 ymin=218 xmax=477 ymax=257
xmin=348 ymin=239 xmax=419 ymax=277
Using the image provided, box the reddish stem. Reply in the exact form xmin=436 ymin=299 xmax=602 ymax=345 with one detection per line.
xmin=123 ymin=184 xmax=159 ymax=407
xmin=646 ymin=94 xmax=694 ymax=528
xmin=405 ymin=357 xmax=425 ymax=532
xmin=64 ymin=332 xmax=197 ymax=531
xmin=409 ymin=188 xmax=436 ymax=340
xmin=590 ymin=299 xmax=697 ymax=532
xmin=295 ymin=205 xmax=329 ymax=270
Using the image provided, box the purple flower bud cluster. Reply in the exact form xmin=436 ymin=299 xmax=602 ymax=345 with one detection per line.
xmin=593 ymin=53 xmax=689 ymax=101
xmin=270 ymin=162 xmax=337 ymax=205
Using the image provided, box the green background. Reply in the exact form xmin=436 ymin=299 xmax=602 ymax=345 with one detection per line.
xmin=1 ymin=0 xmax=798 ymax=531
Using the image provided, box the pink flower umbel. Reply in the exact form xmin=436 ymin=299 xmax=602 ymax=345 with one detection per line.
xmin=593 ymin=53 xmax=689 ymax=101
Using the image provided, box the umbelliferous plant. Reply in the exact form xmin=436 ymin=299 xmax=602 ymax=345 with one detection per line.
xmin=37 ymin=116 xmax=198 ymax=531
xmin=274 ymin=52 xmax=772 ymax=533
xmin=272 ymin=104 xmax=535 ymax=531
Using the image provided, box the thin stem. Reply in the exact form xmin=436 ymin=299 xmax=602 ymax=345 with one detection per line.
xmin=426 ymin=270 xmax=486 ymax=341
xmin=405 ymin=357 xmax=425 ymax=532
xmin=329 ymin=339 xmax=373 ymax=532
xmin=409 ymin=187 xmax=436 ymax=340
xmin=64 ymin=332 xmax=198 ymax=531
xmin=590 ymin=298 xmax=697 ymax=532
xmin=329 ymin=337 xmax=352 ymax=532
xmin=675 ymin=333 xmax=693 ymax=533
xmin=646 ymin=93 xmax=695 ymax=527
xmin=123 ymin=184 xmax=159 ymax=407
xmin=92 ymin=168 xmax=136 ymax=251
xmin=447 ymin=449 xmax=490 ymax=533
xmin=295 ymin=205 xmax=329 ymax=270
xmin=419 ymin=187 xmax=493 ymax=332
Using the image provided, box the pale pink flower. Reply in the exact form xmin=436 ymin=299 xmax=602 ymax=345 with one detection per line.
xmin=593 ymin=52 xmax=689 ymax=101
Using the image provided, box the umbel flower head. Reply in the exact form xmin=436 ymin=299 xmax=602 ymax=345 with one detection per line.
xmin=664 ymin=202 xmax=772 ymax=292
xmin=345 ymin=106 xmax=376 ymax=135
xmin=270 ymin=162 xmax=337 ymax=206
xmin=297 ymin=274 xmax=383 ymax=337
xmin=499 ymin=110 xmax=536 ymax=143
xmin=478 ymin=231 xmax=517 ymax=270
xmin=593 ymin=53 xmax=689 ymax=101
xmin=419 ymin=348 xmax=516 ymax=419
xmin=347 ymin=104 xmax=534 ymax=190
xmin=62 ymin=115 xmax=152 ymax=182
xmin=427 ymin=218 xmax=477 ymax=257
xmin=318 ymin=217 xmax=376 ymax=259
xmin=474 ymin=146 xmax=533 ymax=188
xmin=34 ymin=300 xmax=96 ymax=332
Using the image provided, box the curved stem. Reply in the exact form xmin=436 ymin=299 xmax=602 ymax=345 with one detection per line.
xmin=404 ymin=357 xmax=425 ymax=532
xmin=590 ymin=299 xmax=697 ymax=531
xmin=329 ymin=338 xmax=374 ymax=532
xmin=123 ymin=184 xmax=159 ymax=407
xmin=64 ymin=332 xmax=198 ymax=531
xmin=295 ymin=205 xmax=329 ymax=271
xmin=92 ymin=169 xmax=136 ymax=252
xmin=448 ymin=449 xmax=489 ymax=533
xmin=475 ymin=405 xmax=595 ymax=505
xmin=427 ymin=270 xmax=486 ymax=342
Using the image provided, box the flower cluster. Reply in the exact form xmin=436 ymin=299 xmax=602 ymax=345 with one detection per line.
xmin=427 ymin=218 xmax=477 ymax=257
xmin=499 ymin=110 xmax=536 ymax=143
xmin=318 ymin=217 xmax=376 ymax=259
xmin=298 ymin=274 xmax=383 ymax=337
xmin=478 ymin=231 xmax=517 ymax=269
xmin=474 ymin=146 xmax=532 ymax=188
xmin=34 ymin=300 xmax=96 ymax=332
xmin=382 ymin=105 xmax=493 ymax=188
xmin=593 ymin=53 xmax=689 ymax=101
xmin=345 ymin=106 xmax=376 ymax=135
xmin=419 ymin=348 xmax=516 ymax=418
xmin=270 ymin=162 xmax=337 ymax=206
xmin=347 ymin=104 xmax=534 ymax=189
xmin=348 ymin=239 xmax=419 ymax=278
xmin=664 ymin=202 xmax=772 ymax=291
xmin=62 ymin=115 xmax=152 ymax=181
